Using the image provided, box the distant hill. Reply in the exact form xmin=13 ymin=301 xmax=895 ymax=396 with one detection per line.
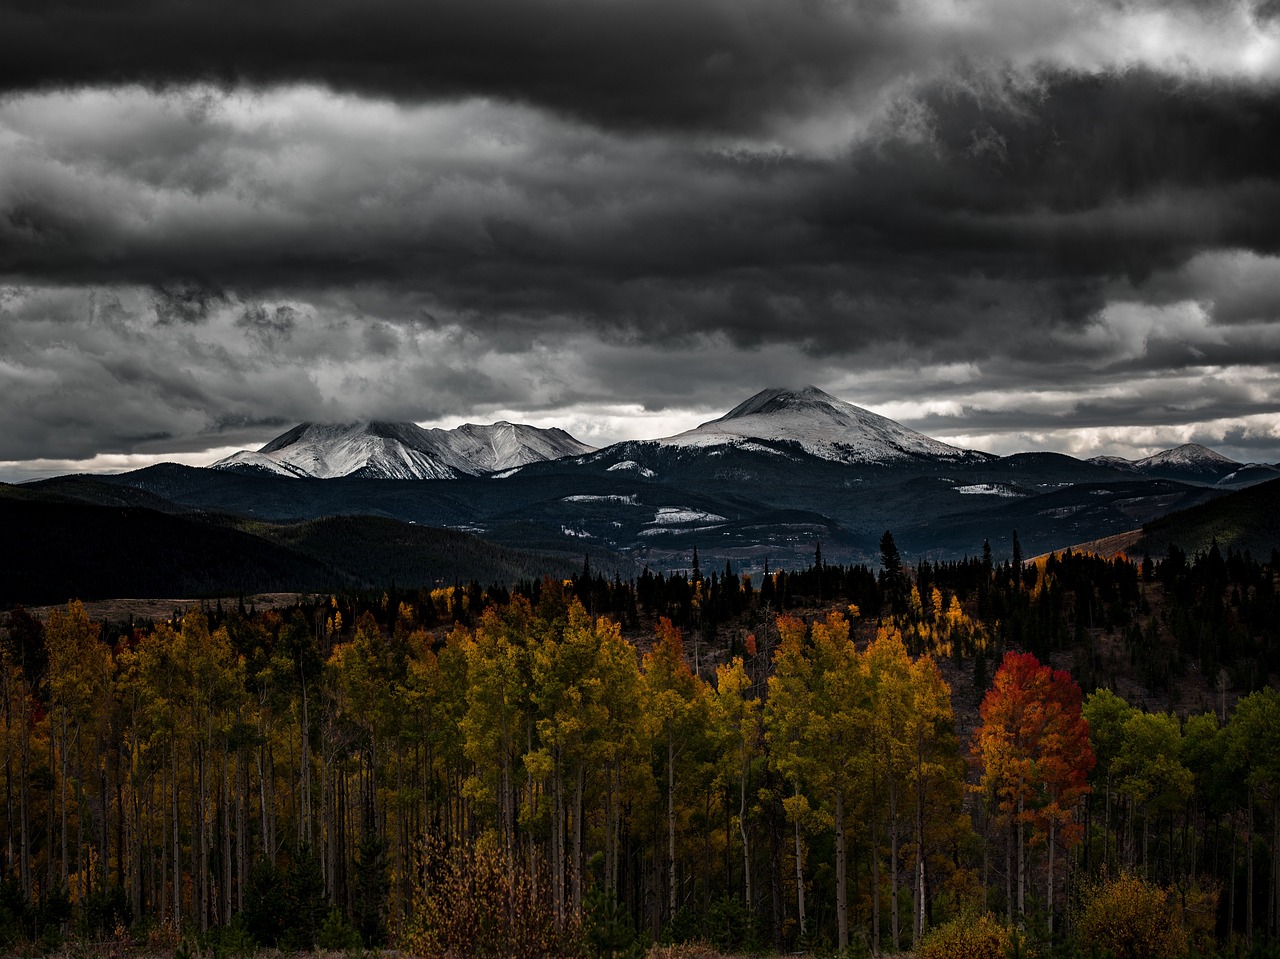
xmin=1138 ymin=477 xmax=1280 ymax=558
xmin=0 ymin=485 xmax=342 ymax=605
xmin=257 ymin=514 xmax=591 ymax=587
xmin=1059 ymin=477 xmax=1280 ymax=560
xmin=0 ymin=484 xmax=604 ymax=606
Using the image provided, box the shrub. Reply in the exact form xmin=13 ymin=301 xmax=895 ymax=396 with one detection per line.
xmin=316 ymin=907 xmax=363 ymax=951
xmin=1076 ymin=872 xmax=1187 ymax=959
xmin=401 ymin=833 xmax=582 ymax=959
xmin=919 ymin=912 xmax=1014 ymax=959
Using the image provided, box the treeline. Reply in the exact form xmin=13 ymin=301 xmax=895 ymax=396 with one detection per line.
xmin=0 ymin=536 xmax=1277 ymax=956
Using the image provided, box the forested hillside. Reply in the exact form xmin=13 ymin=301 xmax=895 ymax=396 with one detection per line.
xmin=0 ymin=486 xmax=594 ymax=606
xmin=0 ymin=537 xmax=1277 ymax=957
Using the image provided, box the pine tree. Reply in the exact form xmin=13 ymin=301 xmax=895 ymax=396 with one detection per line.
xmin=351 ymin=812 xmax=388 ymax=947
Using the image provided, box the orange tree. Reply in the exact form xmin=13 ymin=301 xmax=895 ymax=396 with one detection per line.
xmin=972 ymin=651 xmax=1093 ymax=926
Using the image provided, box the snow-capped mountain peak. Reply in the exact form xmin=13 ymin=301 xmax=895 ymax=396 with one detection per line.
xmin=214 ymin=420 xmax=595 ymax=480
xmin=444 ymin=421 xmax=596 ymax=473
xmin=1087 ymin=443 xmax=1242 ymax=485
xmin=1134 ymin=443 xmax=1239 ymax=470
xmin=658 ymin=386 xmax=982 ymax=464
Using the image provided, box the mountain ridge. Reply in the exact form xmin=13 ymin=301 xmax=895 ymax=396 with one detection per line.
xmin=215 ymin=419 xmax=595 ymax=480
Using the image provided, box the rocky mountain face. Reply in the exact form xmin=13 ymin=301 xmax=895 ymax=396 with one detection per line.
xmin=214 ymin=420 xmax=595 ymax=480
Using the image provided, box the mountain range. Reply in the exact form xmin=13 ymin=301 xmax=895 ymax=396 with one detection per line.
xmin=212 ymin=386 xmax=1276 ymax=486
xmin=214 ymin=420 xmax=594 ymax=480
xmin=13 ymin=386 xmax=1280 ymax=599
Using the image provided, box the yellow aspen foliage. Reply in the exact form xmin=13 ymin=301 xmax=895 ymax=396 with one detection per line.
xmin=919 ymin=913 xmax=1023 ymax=959
xmin=1076 ymin=872 xmax=1188 ymax=959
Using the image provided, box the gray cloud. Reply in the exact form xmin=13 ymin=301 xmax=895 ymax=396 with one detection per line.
xmin=2 ymin=0 xmax=1280 ymax=472
xmin=235 ymin=303 xmax=299 ymax=347
xmin=2 ymin=0 xmax=1277 ymax=137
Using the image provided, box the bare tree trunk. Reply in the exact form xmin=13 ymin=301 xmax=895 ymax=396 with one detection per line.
xmin=300 ymin=677 xmax=311 ymax=845
xmin=573 ymin=764 xmax=585 ymax=917
xmin=915 ymin=755 xmax=926 ymax=947
xmin=793 ymin=782 xmax=806 ymax=943
xmin=1005 ymin=820 xmax=1013 ymax=923
xmin=740 ymin=754 xmax=752 ymax=914
xmin=160 ymin=767 xmax=169 ymax=924
xmin=238 ymin=751 xmax=248 ymax=912
xmin=172 ymin=742 xmax=181 ymax=926
xmin=1047 ymin=815 xmax=1056 ymax=933
xmin=198 ymin=740 xmax=208 ymax=932
xmin=873 ymin=799 xmax=882 ymax=953
xmin=257 ymin=743 xmax=269 ymax=860
xmin=553 ymin=755 xmax=565 ymax=924
xmin=223 ymin=751 xmax=232 ymax=923
xmin=1230 ymin=811 xmax=1238 ymax=938
xmin=768 ymin=791 xmax=782 ymax=950
xmin=1272 ymin=794 xmax=1279 ymax=940
xmin=60 ymin=710 xmax=69 ymax=884
xmin=1017 ymin=795 xmax=1026 ymax=919
xmin=889 ymin=778 xmax=899 ymax=950
xmin=835 ymin=787 xmax=848 ymax=954
xmin=667 ymin=729 xmax=677 ymax=922
xmin=47 ymin=729 xmax=55 ymax=894
xmin=1248 ymin=794 xmax=1255 ymax=943
xmin=19 ymin=692 xmax=30 ymax=901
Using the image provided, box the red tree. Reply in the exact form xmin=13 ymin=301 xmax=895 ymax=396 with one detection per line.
xmin=973 ymin=651 xmax=1094 ymax=927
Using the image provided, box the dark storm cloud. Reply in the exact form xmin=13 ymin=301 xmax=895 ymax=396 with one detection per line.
xmin=235 ymin=303 xmax=298 ymax=346
xmin=2 ymin=0 xmax=1280 ymax=469
xmin=4 ymin=70 xmax=1280 ymax=364
xmin=152 ymin=283 xmax=227 ymax=325
xmin=912 ymin=388 xmax=1280 ymax=436
xmin=0 ymin=0 xmax=940 ymax=134
xmin=5 ymin=0 xmax=1276 ymax=137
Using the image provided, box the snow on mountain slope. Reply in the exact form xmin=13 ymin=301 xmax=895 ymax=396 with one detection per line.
xmin=443 ymin=422 xmax=595 ymax=473
xmin=1086 ymin=443 xmax=1242 ymax=485
xmin=657 ymin=386 xmax=984 ymax=464
xmin=1133 ymin=443 xmax=1240 ymax=471
xmin=1087 ymin=455 xmax=1140 ymax=472
xmin=214 ymin=420 xmax=595 ymax=479
xmin=227 ymin=421 xmax=462 ymax=479
xmin=211 ymin=450 xmax=311 ymax=478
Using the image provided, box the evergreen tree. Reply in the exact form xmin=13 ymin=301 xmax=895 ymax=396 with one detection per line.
xmin=352 ymin=815 xmax=389 ymax=947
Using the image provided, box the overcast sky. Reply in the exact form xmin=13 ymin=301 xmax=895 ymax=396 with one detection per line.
xmin=3 ymin=0 xmax=1280 ymax=481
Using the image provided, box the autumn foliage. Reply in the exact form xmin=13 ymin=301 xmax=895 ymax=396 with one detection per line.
xmin=919 ymin=912 xmax=1020 ymax=959
xmin=972 ymin=651 xmax=1094 ymax=921
xmin=6 ymin=541 xmax=1280 ymax=956
xmin=1076 ymin=872 xmax=1189 ymax=959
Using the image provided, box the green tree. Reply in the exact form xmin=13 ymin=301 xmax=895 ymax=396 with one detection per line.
xmin=766 ymin=610 xmax=865 ymax=952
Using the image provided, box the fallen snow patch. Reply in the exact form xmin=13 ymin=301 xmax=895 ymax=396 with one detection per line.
xmin=1039 ymin=506 xmax=1085 ymax=518
xmin=954 ymin=484 xmax=1023 ymax=497
xmin=562 ymin=494 xmax=638 ymax=505
xmin=606 ymin=460 xmax=656 ymax=477
xmin=649 ymin=507 xmax=727 ymax=525
xmin=561 ymin=526 xmax=595 ymax=539
xmin=638 ymin=524 xmax=726 ymax=537
xmin=735 ymin=441 xmax=791 ymax=457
